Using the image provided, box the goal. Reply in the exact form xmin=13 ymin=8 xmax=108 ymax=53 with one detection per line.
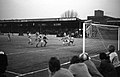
xmin=82 ymin=22 xmax=120 ymax=54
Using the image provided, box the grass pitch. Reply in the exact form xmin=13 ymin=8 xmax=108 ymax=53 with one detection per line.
xmin=0 ymin=34 xmax=118 ymax=77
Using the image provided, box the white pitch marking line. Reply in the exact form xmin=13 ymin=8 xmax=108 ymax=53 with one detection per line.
xmin=61 ymin=61 xmax=70 ymax=66
xmin=91 ymin=54 xmax=99 ymax=58
xmin=17 ymin=62 xmax=71 ymax=77
xmin=18 ymin=68 xmax=48 ymax=77
xmin=16 ymin=54 xmax=100 ymax=77
xmin=6 ymin=70 xmax=21 ymax=76
xmin=92 ymin=59 xmax=101 ymax=62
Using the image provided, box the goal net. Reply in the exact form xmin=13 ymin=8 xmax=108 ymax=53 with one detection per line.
xmin=83 ymin=22 xmax=120 ymax=55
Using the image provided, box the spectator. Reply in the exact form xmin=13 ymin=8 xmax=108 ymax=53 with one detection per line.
xmin=68 ymin=55 xmax=92 ymax=77
xmin=107 ymin=45 xmax=120 ymax=76
xmin=0 ymin=51 xmax=8 ymax=77
xmin=107 ymin=45 xmax=120 ymax=67
xmin=48 ymin=57 xmax=74 ymax=77
xmin=98 ymin=52 xmax=118 ymax=77
xmin=79 ymin=53 xmax=103 ymax=77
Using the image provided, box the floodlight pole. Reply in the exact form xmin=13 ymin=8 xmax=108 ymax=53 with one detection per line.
xmin=83 ymin=23 xmax=86 ymax=54
xmin=118 ymin=27 xmax=120 ymax=51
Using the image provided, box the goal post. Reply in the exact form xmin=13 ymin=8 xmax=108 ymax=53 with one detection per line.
xmin=83 ymin=23 xmax=86 ymax=54
xmin=118 ymin=27 xmax=120 ymax=51
xmin=83 ymin=22 xmax=120 ymax=54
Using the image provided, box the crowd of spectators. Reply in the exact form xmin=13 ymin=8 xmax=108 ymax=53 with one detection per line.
xmin=48 ymin=45 xmax=120 ymax=77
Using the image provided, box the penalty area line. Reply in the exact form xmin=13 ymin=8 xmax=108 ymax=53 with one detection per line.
xmin=16 ymin=54 xmax=100 ymax=77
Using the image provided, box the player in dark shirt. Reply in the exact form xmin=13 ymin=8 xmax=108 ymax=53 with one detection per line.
xmin=43 ymin=34 xmax=48 ymax=47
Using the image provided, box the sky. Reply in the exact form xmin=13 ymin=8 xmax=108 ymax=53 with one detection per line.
xmin=0 ymin=0 xmax=120 ymax=20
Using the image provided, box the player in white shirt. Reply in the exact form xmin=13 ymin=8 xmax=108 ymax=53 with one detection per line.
xmin=35 ymin=34 xmax=44 ymax=47
xmin=61 ymin=35 xmax=70 ymax=46
xmin=69 ymin=36 xmax=75 ymax=46
xmin=27 ymin=32 xmax=33 ymax=45
xmin=35 ymin=32 xmax=39 ymax=42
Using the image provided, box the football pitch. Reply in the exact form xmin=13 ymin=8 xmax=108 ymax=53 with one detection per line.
xmin=0 ymin=34 xmax=118 ymax=77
